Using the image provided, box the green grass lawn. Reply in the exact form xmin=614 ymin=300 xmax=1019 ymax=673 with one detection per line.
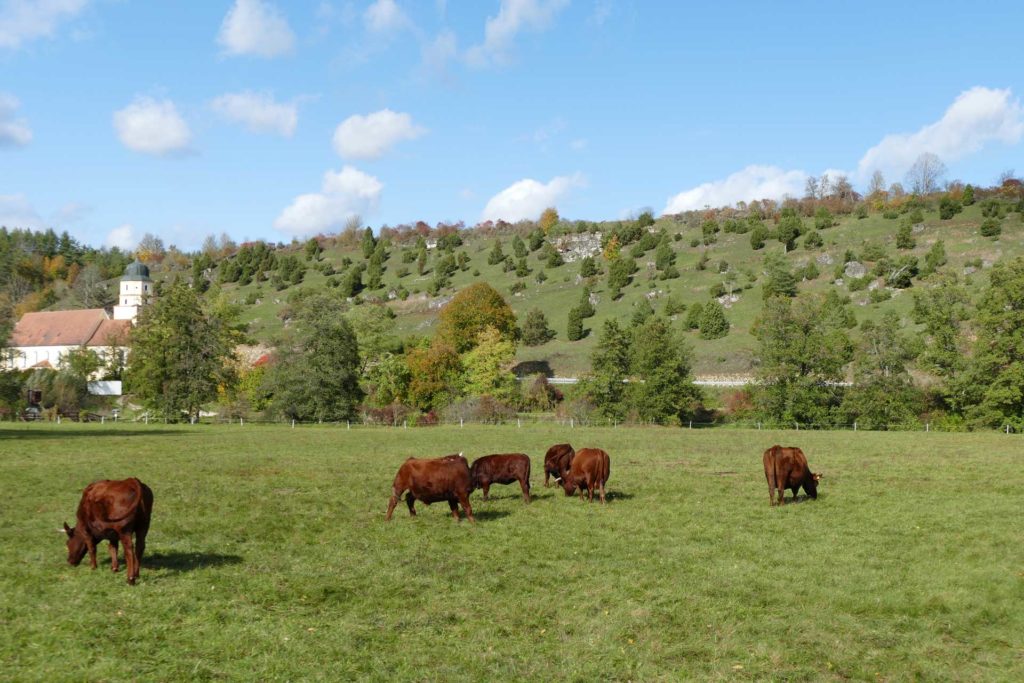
xmin=2 ymin=424 xmax=1022 ymax=680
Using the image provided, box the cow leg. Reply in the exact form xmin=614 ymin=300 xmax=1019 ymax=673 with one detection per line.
xmin=448 ymin=499 xmax=460 ymax=520
xmin=598 ymin=479 xmax=606 ymax=505
xmin=108 ymin=539 xmax=120 ymax=572
xmin=587 ymin=483 xmax=595 ymax=502
xmin=459 ymin=493 xmax=475 ymax=524
xmin=86 ymin=538 xmax=98 ymax=569
xmin=519 ymin=477 xmax=530 ymax=503
xmin=481 ymin=483 xmax=490 ymax=501
xmin=385 ymin=490 xmax=402 ymax=521
xmin=406 ymin=493 xmax=417 ymax=517
xmin=119 ymin=532 xmax=137 ymax=585
xmin=544 ymin=470 xmax=550 ymax=487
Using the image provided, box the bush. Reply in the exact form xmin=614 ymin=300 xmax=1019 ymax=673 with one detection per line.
xmin=699 ymin=300 xmax=729 ymax=339
xmin=709 ymin=282 xmax=726 ymax=298
xmin=980 ymin=218 xmax=1002 ymax=238
xmin=803 ymin=231 xmax=823 ymax=249
xmin=868 ymin=288 xmax=891 ymax=303
xmin=939 ymin=196 xmax=962 ymax=220
xmin=882 ymin=209 xmax=898 ymax=219
xmin=896 ymin=221 xmax=916 ymax=250
xmin=684 ymin=302 xmax=704 ymax=330
xmin=855 ymin=204 xmax=868 ymax=219
xmin=749 ymin=226 xmax=768 ymax=250
xmin=521 ymin=308 xmax=555 ymax=346
xmin=567 ymin=306 xmax=584 ymax=341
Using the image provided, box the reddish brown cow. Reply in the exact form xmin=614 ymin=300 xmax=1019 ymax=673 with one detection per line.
xmin=560 ymin=447 xmax=610 ymax=503
xmin=763 ymin=445 xmax=822 ymax=506
xmin=470 ymin=453 xmax=531 ymax=503
xmin=543 ymin=443 xmax=575 ymax=487
xmin=386 ymin=453 xmax=475 ymax=522
xmin=63 ymin=478 xmax=153 ymax=585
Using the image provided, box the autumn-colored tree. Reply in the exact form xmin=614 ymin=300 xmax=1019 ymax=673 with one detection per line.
xmin=406 ymin=342 xmax=463 ymax=411
xmin=436 ymin=283 xmax=517 ymax=353
xmin=539 ymin=207 xmax=559 ymax=234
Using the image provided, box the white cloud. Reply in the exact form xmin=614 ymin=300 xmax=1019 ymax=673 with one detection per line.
xmin=364 ymin=0 xmax=411 ymax=34
xmin=275 ymin=166 xmax=383 ymax=236
xmin=662 ymin=165 xmax=806 ymax=215
xmin=857 ymin=86 xmax=1024 ymax=181
xmin=0 ymin=193 xmax=43 ymax=229
xmin=217 ymin=0 xmax=295 ymax=58
xmin=0 ymin=0 xmax=88 ymax=50
xmin=466 ymin=0 xmax=570 ymax=67
xmin=332 ymin=109 xmax=426 ymax=160
xmin=211 ymin=91 xmax=297 ymax=137
xmin=0 ymin=93 xmax=32 ymax=147
xmin=113 ymin=97 xmax=192 ymax=156
xmin=105 ymin=223 xmax=137 ymax=250
xmin=420 ymin=29 xmax=457 ymax=80
xmin=51 ymin=201 xmax=91 ymax=225
xmin=481 ymin=173 xmax=583 ymax=222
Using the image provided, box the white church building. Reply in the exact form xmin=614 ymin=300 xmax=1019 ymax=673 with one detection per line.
xmin=4 ymin=260 xmax=152 ymax=372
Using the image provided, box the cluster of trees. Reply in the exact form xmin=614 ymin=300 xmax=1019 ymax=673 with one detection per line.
xmin=747 ymin=256 xmax=1024 ymax=430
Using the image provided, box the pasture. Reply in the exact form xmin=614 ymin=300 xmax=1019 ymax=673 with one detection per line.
xmin=1 ymin=424 xmax=1022 ymax=681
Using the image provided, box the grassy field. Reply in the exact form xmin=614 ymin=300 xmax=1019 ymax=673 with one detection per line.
xmin=2 ymin=424 xmax=1023 ymax=681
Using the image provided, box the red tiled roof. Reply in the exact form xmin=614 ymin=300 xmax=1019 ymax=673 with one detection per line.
xmin=9 ymin=309 xmax=109 ymax=347
xmin=31 ymin=359 xmax=53 ymax=369
xmin=86 ymin=319 xmax=131 ymax=347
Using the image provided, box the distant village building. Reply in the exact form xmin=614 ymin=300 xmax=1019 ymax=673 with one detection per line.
xmin=4 ymin=261 xmax=150 ymax=373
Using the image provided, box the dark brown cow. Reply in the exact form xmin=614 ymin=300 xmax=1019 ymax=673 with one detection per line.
xmin=763 ymin=445 xmax=822 ymax=506
xmin=63 ymin=478 xmax=153 ymax=585
xmin=543 ymin=443 xmax=575 ymax=487
xmin=470 ymin=453 xmax=531 ymax=503
xmin=560 ymin=447 xmax=610 ymax=503
xmin=386 ymin=453 xmax=475 ymax=522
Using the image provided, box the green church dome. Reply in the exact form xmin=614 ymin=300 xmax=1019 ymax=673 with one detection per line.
xmin=122 ymin=260 xmax=152 ymax=281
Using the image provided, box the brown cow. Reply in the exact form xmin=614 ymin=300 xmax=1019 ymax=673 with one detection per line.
xmin=63 ymin=478 xmax=153 ymax=585
xmin=470 ymin=453 xmax=531 ymax=503
xmin=560 ymin=447 xmax=610 ymax=503
xmin=386 ymin=453 xmax=475 ymax=522
xmin=543 ymin=443 xmax=575 ymax=487
xmin=763 ymin=445 xmax=822 ymax=506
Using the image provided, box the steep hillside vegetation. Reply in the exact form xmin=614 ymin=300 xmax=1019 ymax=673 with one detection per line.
xmin=203 ymin=197 xmax=1023 ymax=377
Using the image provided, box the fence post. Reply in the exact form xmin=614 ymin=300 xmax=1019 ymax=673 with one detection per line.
xmin=346 ymin=420 xmax=349 ymax=429
xmin=240 ymin=417 xmax=244 ymax=427
xmin=757 ymin=421 xmax=761 ymax=430
xmin=689 ymin=420 xmax=692 ymax=429
xmin=854 ymin=421 xmax=857 ymax=432
xmin=1007 ymin=424 xmax=1011 ymax=434
xmin=291 ymin=419 xmax=295 ymax=429
xmin=57 ymin=415 xmax=61 ymax=424
xmin=517 ymin=418 xmax=521 ymax=428
xmin=460 ymin=418 xmax=464 ymax=428
xmin=101 ymin=416 xmax=105 ymax=424
xmin=570 ymin=418 xmax=574 ymax=428
xmin=795 ymin=422 xmax=799 ymax=431
xmin=926 ymin=422 xmax=929 ymax=432
xmin=145 ymin=414 xmax=148 ymax=425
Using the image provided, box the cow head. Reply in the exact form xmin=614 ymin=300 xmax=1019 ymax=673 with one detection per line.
xmin=806 ymin=472 xmax=822 ymax=499
xmin=63 ymin=522 xmax=87 ymax=566
xmin=560 ymin=474 xmax=578 ymax=496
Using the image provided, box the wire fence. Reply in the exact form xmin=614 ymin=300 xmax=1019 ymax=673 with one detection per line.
xmin=17 ymin=412 xmax=1022 ymax=434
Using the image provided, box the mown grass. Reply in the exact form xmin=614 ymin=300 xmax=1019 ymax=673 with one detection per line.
xmin=2 ymin=424 xmax=1023 ymax=681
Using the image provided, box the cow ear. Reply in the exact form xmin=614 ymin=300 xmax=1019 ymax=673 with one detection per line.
xmin=63 ymin=522 xmax=73 ymax=537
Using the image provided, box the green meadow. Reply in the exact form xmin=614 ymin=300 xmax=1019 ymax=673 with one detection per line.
xmin=2 ymin=424 xmax=1022 ymax=681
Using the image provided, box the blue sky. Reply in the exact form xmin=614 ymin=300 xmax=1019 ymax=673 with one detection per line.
xmin=1 ymin=0 xmax=1022 ymax=251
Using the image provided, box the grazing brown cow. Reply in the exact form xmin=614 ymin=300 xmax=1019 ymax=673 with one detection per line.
xmin=543 ymin=443 xmax=575 ymax=487
xmin=63 ymin=478 xmax=153 ymax=585
xmin=386 ymin=453 xmax=475 ymax=522
xmin=470 ymin=453 xmax=531 ymax=503
xmin=763 ymin=445 xmax=822 ymax=506
xmin=560 ymin=447 xmax=610 ymax=503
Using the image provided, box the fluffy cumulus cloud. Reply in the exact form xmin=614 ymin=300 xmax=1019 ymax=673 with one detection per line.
xmin=105 ymin=223 xmax=137 ymax=250
xmin=0 ymin=93 xmax=32 ymax=147
xmin=217 ymin=0 xmax=295 ymax=58
xmin=662 ymin=165 xmax=807 ymax=215
xmin=0 ymin=0 xmax=88 ymax=50
xmin=274 ymin=166 xmax=383 ymax=236
xmin=211 ymin=91 xmax=297 ymax=137
xmin=113 ymin=97 xmax=192 ymax=156
xmin=481 ymin=173 xmax=583 ymax=222
xmin=332 ymin=109 xmax=425 ymax=160
xmin=0 ymin=193 xmax=44 ymax=229
xmin=466 ymin=0 xmax=570 ymax=67
xmin=857 ymin=86 xmax=1024 ymax=180
xmin=364 ymin=0 xmax=411 ymax=34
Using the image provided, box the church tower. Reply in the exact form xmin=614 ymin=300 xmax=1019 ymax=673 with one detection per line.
xmin=113 ymin=260 xmax=152 ymax=322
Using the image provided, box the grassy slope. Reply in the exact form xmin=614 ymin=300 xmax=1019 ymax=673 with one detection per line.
xmin=3 ymin=424 xmax=1023 ymax=680
xmin=214 ymin=204 xmax=1023 ymax=376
